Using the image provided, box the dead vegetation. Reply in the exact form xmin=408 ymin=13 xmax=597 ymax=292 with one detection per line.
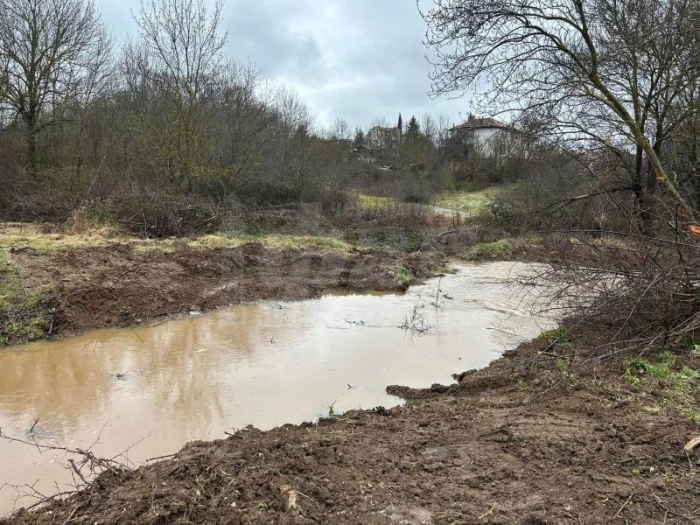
xmin=0 ymin=426 xmax=134 ymax=519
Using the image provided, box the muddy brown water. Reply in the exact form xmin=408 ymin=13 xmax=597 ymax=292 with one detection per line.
xmin=0 ymin=262 xmax=556 ymax=515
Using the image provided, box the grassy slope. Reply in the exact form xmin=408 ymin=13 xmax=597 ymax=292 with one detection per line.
xmin=433 ymin=186 xmax=503 ymax=215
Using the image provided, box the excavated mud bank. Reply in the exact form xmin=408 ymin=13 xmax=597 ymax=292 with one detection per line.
xmin=13 ymin=243 xmax=442 ymax=338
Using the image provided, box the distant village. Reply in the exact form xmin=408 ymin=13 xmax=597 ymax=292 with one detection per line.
xmin=351 ymin=114 xmax=529 ymax=168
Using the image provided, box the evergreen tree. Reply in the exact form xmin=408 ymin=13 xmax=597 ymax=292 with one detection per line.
xmin=353 ymin=128 xmax=365 ymax=148
xmin=400 ymin=115 xmax=433 ymax=169
xmin=397 ymin=113 xmax=403 ymax=133
xmin=406 ymin=116 xmax=420 ymax=137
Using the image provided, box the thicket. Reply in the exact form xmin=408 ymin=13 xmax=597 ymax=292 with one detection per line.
xmin=0 ymin=0 xmax=362 ymax=230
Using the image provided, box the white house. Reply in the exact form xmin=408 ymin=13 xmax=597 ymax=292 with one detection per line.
xmin=366 ymin=126 xmax=401 ymax=150
xmin=445 ymin=115 xmax=523 ymax=158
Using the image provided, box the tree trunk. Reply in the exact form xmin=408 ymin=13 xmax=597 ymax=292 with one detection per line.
xmin=26 ymin=126 xmax=38 ymax=180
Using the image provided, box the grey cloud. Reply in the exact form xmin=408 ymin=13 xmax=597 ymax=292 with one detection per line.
xmin=98 ymin=0 xmax=470 ymax=129
xmin=224 ymin=0 xmax=324 ymax=80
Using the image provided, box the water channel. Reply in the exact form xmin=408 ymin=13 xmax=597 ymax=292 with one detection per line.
xmin=0 ymin=261 xmax=557 ymax=515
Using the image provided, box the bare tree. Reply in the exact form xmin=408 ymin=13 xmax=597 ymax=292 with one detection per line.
xmin=0 ymin=55 xmax=7 ymax=105
xmin=204 ymin=61 xmax=280 ymax=199
xmin=68 ymin=31 xmax=113 ymax=183
xmin=274 ymin=85 xmax=313 ymax=137
xmin=330 ymin=118 xmax=351 ymax=141
xmin=419 ymin=0 xmax=700 ymax=233
xmin=420 ymin=113 xmax=438 ymax=145
xmin=132 ymin=0 xmax=227 ymax=188
xmin=0 ymin=0 xmax=110 ymax=177
xmin=274 ymin=87 xmax=314 ymax=200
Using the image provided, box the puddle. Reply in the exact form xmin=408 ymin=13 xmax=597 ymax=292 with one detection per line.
xmin=0 ymin=261 xmax=556 ymax=515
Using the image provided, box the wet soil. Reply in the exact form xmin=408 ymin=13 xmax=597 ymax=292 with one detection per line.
xmin=12 ymin=243 xmax=441 ymax=338
xmin=3 ymin=318 xmax=700 ymax=524
xmin=2 ymin=240 xmax=699 ymax=524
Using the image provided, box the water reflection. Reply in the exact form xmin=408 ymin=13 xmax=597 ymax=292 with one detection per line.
xmin=0 ymin=261 xmax=555 ymax=515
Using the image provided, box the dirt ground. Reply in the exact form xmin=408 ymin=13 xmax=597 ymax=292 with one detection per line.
xmin=11 ymin=243 xmax=442 ymax=338
xmin=2 ymin=239 xmax=700 ymax=524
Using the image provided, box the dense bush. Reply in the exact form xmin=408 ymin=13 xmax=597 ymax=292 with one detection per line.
xmin=485 ymin=151 xmax=627 ymax=234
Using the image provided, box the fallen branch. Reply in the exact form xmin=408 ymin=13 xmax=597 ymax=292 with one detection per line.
xmin=0 ymin=427 xmax=133 ymax=511
xmin=613 ymin=493 xmax=634 ymax=519
xmin=684 ymin=435 xmax=700 ymax=452
xmin=61 ymin=495 xmax=91 ymax=525
xmin=652 ymin=494 xmax=696 ymax=523
xmin=545 ymin=185 xmax=634 ymax=214
xmin=145 ymin=453 xmax=177 ymax=462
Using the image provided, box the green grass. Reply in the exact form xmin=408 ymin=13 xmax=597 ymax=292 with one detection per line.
xmin=0 ymin=230 xmax=113 ymax=253
xmin=537 ymin=326 xmax=573 ymax=356
xmin=463 ymin=239 xmax=515 ymax=260
xmin=434 ymin=187 xmax=502 ymax=216
xmin=686 ymin=410 xmax=700 ymax=425
xmin=625 ymin=353 xmax=676 ymax=381
xmin=0 ymin=248 xmax=56 ymax=346
xmin=623 ymin=352 xmax=700 ymax=424
xmin=357 ymin=194 xmax=399 ymax=208
xmin=394 ymin=264 xmax=415 ymax=287
xmin=0 ymin=221 xmax=356 ymax=256
xmin=118 ymin=233 xmax=354 ymax=255
xmin=537 ymin=326 xmax=569 ymax=345
xmin=0 ymin=248 xmax=11 ymax=267
xmin=0 ymin=250 xmax=24 ymax=310
xmin=249 ymin=234 xmax=353 ymax=252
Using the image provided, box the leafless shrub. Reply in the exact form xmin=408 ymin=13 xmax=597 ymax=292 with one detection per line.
xmin=0 ymin=425 xmax=133 ymax=514
xmin=334 ymin=203 xmax=454 ymax=252
xmin=0 ymin=192 xmax=79 ymax=223
xmin=109 ymin=188 xmax=221 ymax=237
xmin=535 ymin=233 xmax=700 ymax=353
xmin=399 ymin=305 xmax=432 ymax=334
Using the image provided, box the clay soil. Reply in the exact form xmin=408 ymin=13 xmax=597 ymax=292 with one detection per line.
xmin=2 ymin=243 xmax=700 ymax=524
xmin=11 ymin=242 xmax=441 ymax=338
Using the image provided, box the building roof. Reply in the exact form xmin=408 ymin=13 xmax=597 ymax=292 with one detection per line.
xmin=368 ymin=126 xmax=400 ymax=133
xmin=449 ymin=116 xmax=510 ymax=132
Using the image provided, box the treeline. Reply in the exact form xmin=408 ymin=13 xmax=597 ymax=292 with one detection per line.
xmin=7 ymin=0 xmax=670 ymax=237
xmin=0 ymin=0 xmax=547 ymax=231
xmin=0 ymin=0 xmax=358 ymax=222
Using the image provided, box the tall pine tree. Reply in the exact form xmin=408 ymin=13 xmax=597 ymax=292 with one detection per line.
xmin=353 ymin=127 xmax=365 ymax=148
xmin=406 ymin=116 xmax=420 ymax=137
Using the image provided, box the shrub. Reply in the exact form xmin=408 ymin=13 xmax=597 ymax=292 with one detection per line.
xmin=463 ymin=239 xmax=514 ymax=260
xmin=483 ymin=148 xmax=626 ymax=234
xmin=109 ymin=189 xmax=222 ymax=237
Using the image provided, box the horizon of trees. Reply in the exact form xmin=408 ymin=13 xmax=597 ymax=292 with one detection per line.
xmin=1 ymin=0 xmax=455 ymax=208
xmin=0 ymin=0 xmax=543 ymax=213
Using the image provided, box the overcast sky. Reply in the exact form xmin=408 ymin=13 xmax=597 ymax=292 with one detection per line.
xmin=96 ymin=0 xmax=472 ymax=131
